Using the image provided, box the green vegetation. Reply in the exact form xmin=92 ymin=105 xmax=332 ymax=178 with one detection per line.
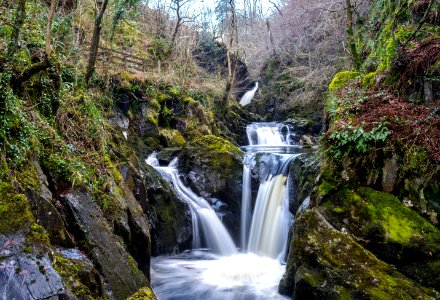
xmin=324 ymin=122 xmax=390 ymax=158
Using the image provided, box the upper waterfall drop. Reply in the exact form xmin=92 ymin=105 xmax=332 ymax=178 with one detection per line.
xmin=246 ymin=122 xmax=294 ymax=146
xmin=239 ymin=82 xmax=259 ymax=106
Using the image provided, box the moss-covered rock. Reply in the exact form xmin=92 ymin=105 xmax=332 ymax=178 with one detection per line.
xmin=0 ymin=182 xmax=34 ymax=233
xmin=53 ymin=252 xmax=105 ymax=299
xmin=279 ymin=209 xmax=438 ymax=299
xmin=127 ymin=286 xmax=157 ymax=300
xmin=328 ymin=71 xmax=360 ymax=93
xmin=183 ymin=135 xmax=243 ymax=175
xmin=180 ymin=135 xmax=244 ymax=242
xmin=159 ymin=128 xmax=186 ymax=147
xmin=319 ymin=186 xmax=440 ymax=290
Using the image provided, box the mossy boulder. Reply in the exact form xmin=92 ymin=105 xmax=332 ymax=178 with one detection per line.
xmin=279 ymin=209 xmax=438 ymax=299
xmin=328 ymin=71 xmax=360 ymax=93
xmin=180 ymin=135 xmax=244 ymax=241
xmin=159 ymin=128 xmax=186 ymax=147
xmin=320 ymin=187 xmax=440 ymax=289
xmin=0 ymin=182 xmax=34 ymax=234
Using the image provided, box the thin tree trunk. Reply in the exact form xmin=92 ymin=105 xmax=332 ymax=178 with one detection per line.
xmin=7 ymin=0 xmax=27 ymax=62
xmin=46 ymin=0 xmax=58 ymax=57
xmin=345 ymin=0 xmax=360 ymax=70
xmin=223 ymin=0 xmax=237 ymax=105
xmin=171 ymin=18 xmax=182 ymax=48
xmin=85 ymin=0 xmax=109 ymax=85
xmin=266 ymin=19 xmax=275 ymax=55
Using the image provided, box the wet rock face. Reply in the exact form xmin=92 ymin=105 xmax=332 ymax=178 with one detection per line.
xmin=112 ymin=162 xmax=152 ymax=278
xmin=0 ymin=235 xmax=71 ymax=300
xmin=279 ymin=209 xmax=438 ymax=300
xmin=22 ymin=161 xmax=73 ymax=247
xmin=142 ymin=164 xmax=192 ymax=255
xmin=287 ymin=153 xmax=320 ymax=215
xmin=54 ymin=248 xmax=105 ymax=298
xmin=59 ymin=189 xmax=149 ymax=300
xmin=180 ymin=135 xmax=244 ymax=242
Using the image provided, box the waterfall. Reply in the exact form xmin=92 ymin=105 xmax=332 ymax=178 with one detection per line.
xmin=246 ymin=122 xmax=294 ymax=146
xmin=150 ymin=122 xmax=301 ymax=299
xmin=242 ymin=123 xmax=297 ymax=260
xmin=146 ymin=156 xmax=237 ymax=256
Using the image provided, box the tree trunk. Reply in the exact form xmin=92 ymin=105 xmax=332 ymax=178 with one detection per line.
xmin=345 ymin=0 xmax=361 ymax=70
xmin=266 ymin=19 xmax=275 ymax=55
xmin=171 ymin=18 xmax=182 ymax=48
xmin=45 ymin=0 xmax=58 ymax=57
xmin=7 ymin=0 xmax=27 ymax=62
xmin=223 ymin=0 xmax=237 ymax=106
xmin=85 ymin=0 xmax=109 ymax=85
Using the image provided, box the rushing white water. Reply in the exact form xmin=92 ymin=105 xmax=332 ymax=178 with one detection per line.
xmin=246 ymin=155 xmax=297 ymax=260
xmin=240 ymin=164 xmax=252 ymax=250
xmin=152 ymin=252 xmax=288 ymax=300
xmin=241 ymin=123 xmax=298 ymax=260
xmin=246 ymin=122 xmax=294 ymax=146
xmin=146 ymin=156 xmax=236 ymax=256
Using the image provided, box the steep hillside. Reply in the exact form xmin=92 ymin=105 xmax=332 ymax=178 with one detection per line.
xmin=280 ymin=1 xmax=440 ymax=298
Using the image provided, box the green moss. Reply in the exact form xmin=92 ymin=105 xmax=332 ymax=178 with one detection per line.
xmin=324 ymin=186 xmax=440 ymax=255
xmin=292 ymin=209 xmax=435 ymax=299
xmin=127 ymin=254 xmax=138 ymax=270
xmin=26 ymin=223 xmax=50 ymax=245
xmin=0 ymin=182 xmax=34 ymax=233
xmin=127 ymin=287 xmax=157 ymax=300
xmin=159 ymin=129 xmax=186 ymax=147
xmin=329 ymin=71 xmax=360 ymax=93
xmin=15 ymin=164 xmax=40 ymax=190
xmin=54 ymin=254 xmax=103 ymax=299
xmin=318 ymin=180 xmax=335 ymax=197
xmin=359 ymin=188 xmax=440 ymax=246
xmin=145 ymin=108 xmax=159 ymax=126
xmin=185 ymin=135 xmax=243 ymax=173
xmin=104 ymin=155 xmax=123 ymax=183
xmin=361 ymin=71 xmax=378 ymax=88
xmin=402 ymin=147 xmax=428 ymax=174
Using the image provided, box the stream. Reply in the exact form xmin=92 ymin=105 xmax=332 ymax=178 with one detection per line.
xmin=148 ymin=123 xmax=303 ymax=300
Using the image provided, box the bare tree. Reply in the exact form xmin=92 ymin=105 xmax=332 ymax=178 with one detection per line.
xmin=170 ymin=0 xmax=192 ymax=47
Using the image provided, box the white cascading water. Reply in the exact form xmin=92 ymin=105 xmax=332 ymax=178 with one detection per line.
xmin=146 ymin=155 xmax=236 ymax=256
xmin=149 ymin=122 xmax=299 ymax=299
xmin=246 ymin=154 xmax=297 ymax=260
xmin=242 ymin=123 xmax=298 ymax=260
